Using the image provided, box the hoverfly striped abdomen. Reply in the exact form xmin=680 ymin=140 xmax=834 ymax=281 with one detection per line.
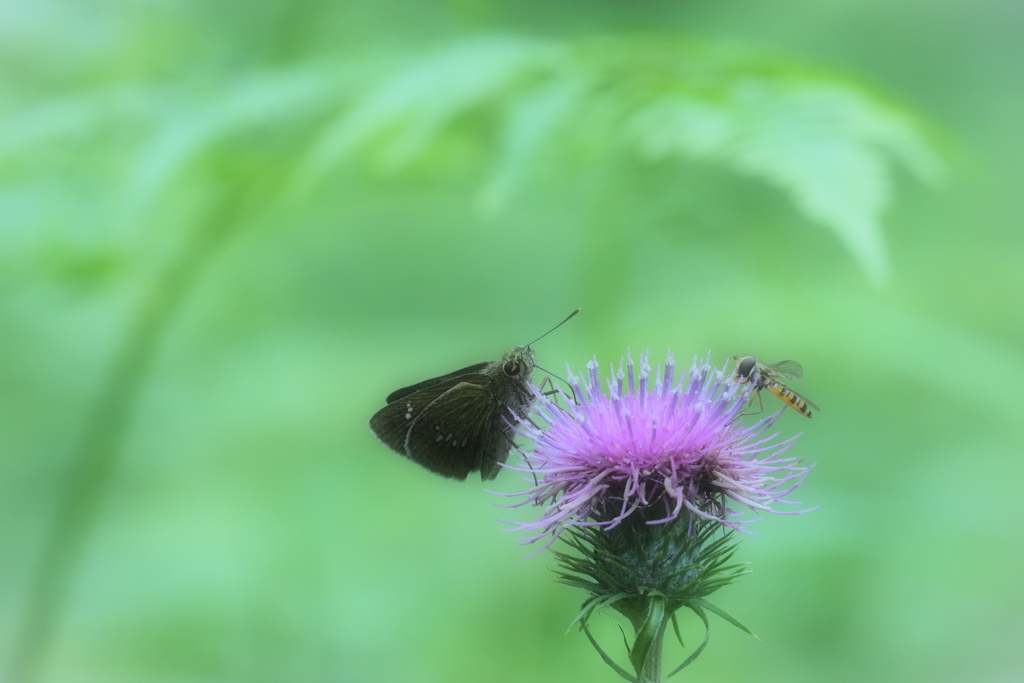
xmin=765 ymin=381 xmax=814 ymax=418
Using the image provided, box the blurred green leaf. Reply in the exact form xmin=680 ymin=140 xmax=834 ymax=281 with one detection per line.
xmin=2 ymin=34 xmax=942 ymax=284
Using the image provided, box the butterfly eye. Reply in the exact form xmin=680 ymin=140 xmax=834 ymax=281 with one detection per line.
xmin=503 ymin=360 xmax=520 ymax=376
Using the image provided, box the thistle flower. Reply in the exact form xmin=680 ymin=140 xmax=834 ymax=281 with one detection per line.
xmin=498 ymin=351 xmax=815 ymax=683
xmin=507 ymin=350 xmax=812 ymax=546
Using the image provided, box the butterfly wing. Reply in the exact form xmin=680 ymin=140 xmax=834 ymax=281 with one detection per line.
xmin=384 ymin=362 xmax=490 ymax=403
xmin=370 ymin=374 xmax=469 ymax=459
xmin=403 ymin=381 xmax=509 ymax=480
xmin=369 ymin=371 xmax=513 ymax=481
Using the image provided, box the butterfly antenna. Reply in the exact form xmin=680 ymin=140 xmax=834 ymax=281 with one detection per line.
xmin=523 ymin=308 xmax=580 ymax=347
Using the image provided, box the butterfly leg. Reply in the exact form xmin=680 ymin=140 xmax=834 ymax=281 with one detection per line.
xmin=536 ymin=374 xmax=573 ymax=409
xmin=498 ymin=415 xmax=543 ymax=487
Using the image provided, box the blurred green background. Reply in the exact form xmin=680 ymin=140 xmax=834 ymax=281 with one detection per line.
xmin=2 ymin=1 xmax=1021 ymax=681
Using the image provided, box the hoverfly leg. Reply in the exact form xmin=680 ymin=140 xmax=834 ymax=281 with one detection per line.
xmin=739 ymin=388 xmax=765 ymax=417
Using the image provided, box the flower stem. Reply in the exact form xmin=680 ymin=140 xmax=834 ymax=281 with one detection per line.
xmin=627 ymin=594 xmax=667 ymax=683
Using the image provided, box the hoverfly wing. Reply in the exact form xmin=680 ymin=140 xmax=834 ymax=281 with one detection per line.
xmin=384 ymin=362 xmax=490 ymax=404
xmin=768 ymin=359 xmax=804 ymax=381
xmin=404 ymin=381 xmax=504 ymax=480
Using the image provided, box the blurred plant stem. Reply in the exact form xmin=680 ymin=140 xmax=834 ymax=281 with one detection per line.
xmin=8 ymin=191 xmax=245 ymax=683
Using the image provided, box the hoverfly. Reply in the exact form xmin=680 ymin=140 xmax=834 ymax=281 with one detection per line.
xmin=732 ymin=356 xmax=819 ymax=418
